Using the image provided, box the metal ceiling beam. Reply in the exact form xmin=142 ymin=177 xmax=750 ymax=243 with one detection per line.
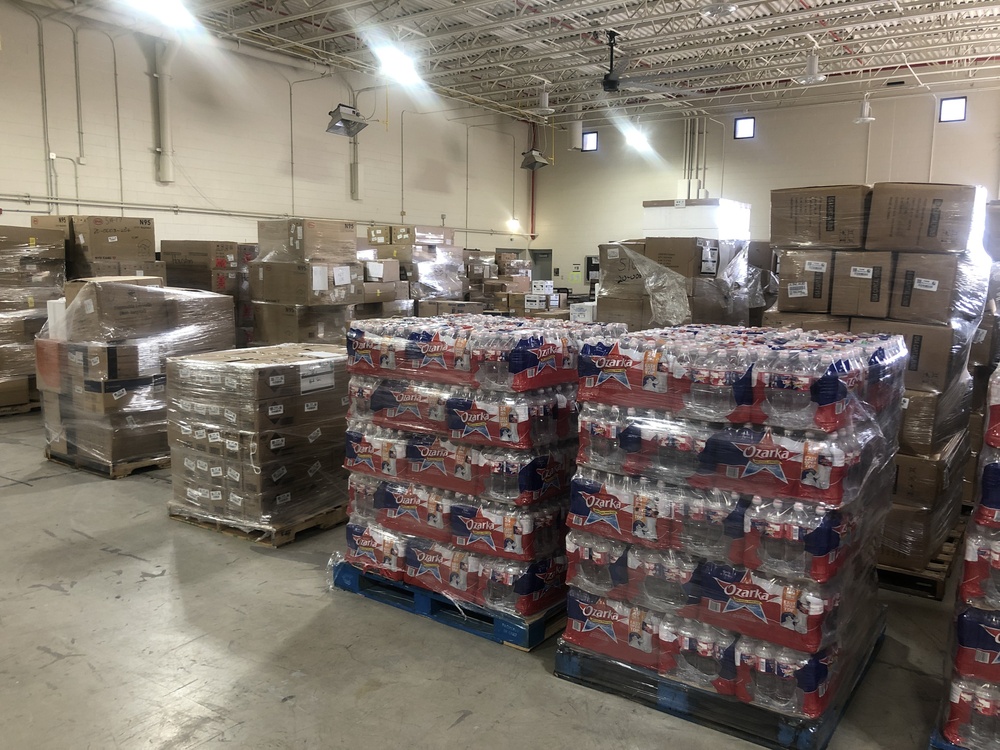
xmin=217 ymin=0 xmax=384 ymax=35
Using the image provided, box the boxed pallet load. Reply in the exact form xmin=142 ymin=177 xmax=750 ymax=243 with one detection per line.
xmin=252 ymin=303 xmax=352 ymax=345
xmin=160 ymin=241 xmax=240 ymax=289
xmin=770 ymin=185 xmax=871 ymax=249
xmin=36 ymin=280 xmax=235 ymax=472
xmin=165 ymin=344 xmax=349 ymax=531
xmin=258 ymin=219 xmax=358 ymax=263
xmin=775 ymin=249 xmax=834 ymax=313
xmin=45 ymin=216 xmax=156 ymax=279
xmin=829 ymin=251 xmax=893 ymax=318
xmin=865 ymin=183 xmax=983 ymax=253
xmin=248 ymin=260 xmax=364 ymax=306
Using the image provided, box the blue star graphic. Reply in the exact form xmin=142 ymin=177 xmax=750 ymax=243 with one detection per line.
xmin=466 ymin=529 xmax=497 ymax=551
xmin=595 ymin=368 xmax=631 ymax=389
xmin=416 ymin=560 xmax=442 ymax=581
xmin=352 ymin=447 xmax=376 ymax=471
xmin=460 ymin=417 xmax=492 ymax=440
xmin=722 ymin=598 xmax=768 ymax=622
xmin=741 ymin=459 xmax=787 ymax=483
xmin=393 ymin=503 xmax=421 ymax=522
xmin=394 ymin=402 xmax=423 ymax=419
xmin=581 ymin=618 xmax=618 ymax=641
xmin=532 ymin=348 xmax=558 ymax=374
xmin=418 ymin=456 xmax=447 ymax=474
xmin=584 ymin=508 xmax=622 ymax=533
xmin=352 ymin=345 xmax=375 ymax=367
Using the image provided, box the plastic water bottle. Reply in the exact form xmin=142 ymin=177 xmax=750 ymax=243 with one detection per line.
xmin=784 ymin=502 xmax=812 ymax=578
xmin=753 ymin=642 xmax=777 ymax=703
xmin=989 ymin=541 xmax=1000 ymax=601
xmin=483 ymin=560 xmax=518 ymax=611
xmin=762 ymin=499 xmax=787 ymax=571
xmin=631 ymin=475 xmax=658 ymax=542
xmin=694 ymin=625 xmax=720 ymax=677
xmin=971 ymin=684 xmax=998 ymax=747
xmin=763 ymin=349 xmax=819 ymax=430
xmin=773 ymin=648 xmax=800 ymax=707
xmin=679 ymin=491 xmax=709 ymax=552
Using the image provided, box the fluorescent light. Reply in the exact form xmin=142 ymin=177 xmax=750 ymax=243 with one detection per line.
xmin=125 ymin=0 xmax=198 ymax=30
xmin=374 ymin=46 xmax=421 ymax=86
xmin=506 ymin=218 xmax=521 ymax=232
xmin=625 ymin=126 xmax=650 ymax=152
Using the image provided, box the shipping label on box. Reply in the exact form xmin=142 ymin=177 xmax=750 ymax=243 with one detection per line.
xmin=525 ymin=294 xmax=548 ymax=311
xmin=532 ymin=280 xmax=554 ymax=294
xmin=776 ymin=249 xmax=833 ymax=313
xmin=365 ymin=259 xmax=400 ymax=282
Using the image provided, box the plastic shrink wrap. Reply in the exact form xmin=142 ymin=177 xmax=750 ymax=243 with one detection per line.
xmin=35 ymin=281 xmax=234 ymax=469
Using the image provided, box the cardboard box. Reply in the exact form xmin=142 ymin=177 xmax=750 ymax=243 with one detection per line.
xmin=249 ymin=261 xmax=363 ymax=306
xmin=70 ymin=216 xmax=155 ymax=260
xmin=70 ymin=375 xmax=166 ymax=414
xmin=211 ymin=270 xmax=240 ymax=296
xmin=160 ymin=241 xmax=239 ymax=270
xmin=531 ymin=309 xmax=571 ymax=320
xmin=382 ymin=299 xmax=415 ymax=317
xmin=830 ymin=251 xmax=893 ymax=318
xmin=746 ymin=240 xmax=774 ymax=270
xmin=643 ymin=237 xmax=733 ymax=286
xmin=899 ymin=378 xmax=973 ymax=456
xmin=433 ymin=301 xmax=485 ymax=315
xmin=251 ymin=304 xmax=349 ymax=344
xmin=532 ymin=280 xmax=554 ymax=295
xmin=596 ymin=296 xmax=653 ymax=330
xmin=849 ymin=318 xmax=962 ymax=391
xmin=970 ymin=299 xmax=998 ymax=367
xmin=258 ymin=219 xmax=358 ymax=263
xmin=598 ymin=242 xmax=646 ymax=299
xmin=0 ymin=309 xmax=47 ymax=343
xmin=548 ymin=293 xmax=568 ymax=309
xmin=970 ymin=411 xmax=986 ymax=450
xmin=364 ymin=260 xmax=400 ymax=282
xmin=66 ymin=342 xmax=161 ymax=381
xmin=497 ymin=275 xmax=531 ymax=294
xmin=892 ymin=429 xmax=970 ymax=507
xmin=30 ymin=215 xmax=72 ymax=240
xmin=65 ymin=276 xmax=163 ymax=306
xmin=65 ymin=417 xmax=169 ymax=465
xmin=391 ymin=226 xmax=415 ymax=245
xmin=889 ymin=253 xmax=962 ymax=326
xmin=392 ymin=281 xmax=409 ymax=301
xmin=119 ymin=260 xmax=167 ymax=281
xmin=770 ymin=185 xmax=870 ymax=248
xmin=376 ymin=245 xmax=413 ymax=263
xmin=367 ymin=226 xmax=391 ymax=246
xmin=363 ymin=282 xmax=397 ymax=304
xmin=0 ymin=376 xmax=31 ymax=407
xmin=776 ymin=249 xmax=834 ymax=313
xmin=866 ymin=182 xmax=981 ymax=253
xmin=570 ymin=302 xmax=596 ymax=322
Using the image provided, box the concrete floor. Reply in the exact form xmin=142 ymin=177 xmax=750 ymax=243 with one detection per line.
xmin=0 ymin=411 xmax=946 ymax=750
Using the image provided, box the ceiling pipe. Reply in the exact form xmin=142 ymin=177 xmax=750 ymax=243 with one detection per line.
xmin=154 ymin=40 xmax=180 ymax=183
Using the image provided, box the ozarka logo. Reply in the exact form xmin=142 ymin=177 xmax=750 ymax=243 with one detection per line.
xmin=580 ymin=488 xmax=624 ymax=533
xmin=537 ymin=462 xmax=562 ymax=495
xmin=734 ymin=430 xmax=795 ymax=483
xmin=393 ymin=486 xmax=423 ymax=521
xmin=351 ymin=439 xmax=377 ymax=470
xmin=351 ymin=528 xmax=381 ymax=564
xmin=414 ymin=548 xmax=444 ymax=581
xmin=392 ymin=388 xmax=425 ymax=419
xmin=414 ymin=442 xmax=449 ymax=473
xmin=455 ymin=404 xmax=491 ymax=439
xmin=460 ymin=510 xmax=498 ymax=550
xmin=535 ymin=566 xmax=564 ymax=587
xmin=418 ymin=333 xmax=449 ymax=369
xmin=351 ymin=339 xmax=375 ymax=367
xmin=530 ymin=342 xmax=559 ymax=373
xmin=578 ymin=602 xmax=620 ymax=641
xmin=715 ymin=570 xmax=774 ymax=623
xmin=591 ymin=343 xmax=634 ymax=389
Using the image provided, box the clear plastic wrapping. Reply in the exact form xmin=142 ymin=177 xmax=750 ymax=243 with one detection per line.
xmin=899 ymin=373 xmax=973 ymax=456
xmin=878 ymin=478 xmax=963 ymax=570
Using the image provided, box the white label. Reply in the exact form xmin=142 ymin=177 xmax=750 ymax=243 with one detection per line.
xmin=308 ymin=428 xmax=322 ymax=443
xmin=83 ymin=299 xmax=95 ymax=315
xmin=68 ymin=352 xmax=83 ymax=364
xmin=525 ymin=294 xmax=547 ymax=310
xmin=208 ymin=432 xmax=222 ymax=443
xmin=259 ymin=267 xmax=264 ymax=281
xmin=532 ymin=281 xmax=554 ymax=294
xmin=268 ymin=405 xmax=284 ymax=416
xmin=179 ymin=399 xmax=192 ymax=411
xmin=975 ymin=328 xmax=988 ymax=344
xmin=225 ymin=377 xmax=238 ymax=389
xmin=194 ymin=429 xmax=207 ymax=439
xmin=112 ymin=388 xmax=127 ymax=401
xmin=333 ymin=266 xmax=351 ymax=286
xmin=227 ymin=254 xmax=235 ymax=262
xmin=272 ymin=466 xmax=288 ymax=482
xmin=107 ymin=236 xmax=118 ymax=243
xmin=300 ymin=362 xmax=335 ymax=393
xmin=270 ymin=438 xmax=286 ymax=449
xmin=125 ymin=416 xmax=137 ymax=428
xmin=224 ymin=409 xmax=237 ymax=424
xmin=308 ymin=461 xmax=322 ymax=477
xmin=901 ymin=397 xmax=910 ymax=410
xmin=787 ymin=282 xmax=809 ymax=298
xmin=225 ymin=440 xmax=239 ymax=452
xmin=196 ymin=460 xmax=208 ymax=472
xmin=368 ymin=261 xmax=384 ymax=279
xmin=606 ymin=248 xmax=619 ymax=259
xmin=184 ymin=457 xmax=196 ymax=471
xmin=210 ymin=467 xmax=223 ymax=478
xmin=850 ymin=266 xmax=873 ymax=279
xmin=180 ymin=425 xmax=192 ymax=436
xmin=209 ymin=490 xmax=222 ymax=502
xmin=675 ymin=199 xmax=687 ymax=208
xmin=227 ymin=468 xmax=241 ymax=482
xmin=74 ymin=385 xmax=83 ymax=394
xmin=312 ymin=265 xmax=329 ymax=292
xmin=194 ymin=403 xmax=207 ymax=415
xmin=304 ymin=401 xmax=318 ymax=413
xmin=804 ymin=260 xmax=828 ymax=273
xmin=89 ymin=356 xmax=100 ymax=366
xmin=269 ymin=375 xmax=286 ymax=387
xmin=914 ymin=277 xmax=939 ymax=292
xmin=186 ymin=487 xmax=199 ymax=500
xmin=135 ymin=271 xmax=144 ymax=277
xmin=229 ymin=492 xmax=244 ymax=508
xmin=276 ymin=492 xmax=291 ymax=505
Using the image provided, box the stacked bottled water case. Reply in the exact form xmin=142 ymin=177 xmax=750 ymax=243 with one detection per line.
xmin=559 ymin=324 xmax=905 ymax=721
xmin=338 ymin=316 xmax=623 ymax=617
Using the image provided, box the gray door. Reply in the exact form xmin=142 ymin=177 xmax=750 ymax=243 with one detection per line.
xmin=530 ymin=249 xmax=553 ymax=280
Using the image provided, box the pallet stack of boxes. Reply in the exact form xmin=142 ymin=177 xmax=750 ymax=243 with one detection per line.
xmin=766 ymin=183 xmax=990 ymax=574
xmin=0 ymin=226 xmax=66 ymax=410
xmin=165 ymin=343 xmax=350 ymax=535
xmin=31 ymin=215 xmax=161 ymax=281
xmin=235 ymin=243 xmax=259 ymax=347
xmin=554 ymin=323 xmax=906 ymax=737
xmin=366 ymin=225 xmax=464 ymax=317
xmin=35 ymin=279 xmax=235 ymax=473
xmin=250 ymin=219 xmax=364 ymax=346
xmin=338 ymin=315 xmax=606 ymax=620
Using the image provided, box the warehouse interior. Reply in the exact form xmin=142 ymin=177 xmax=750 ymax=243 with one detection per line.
xmin=2 ymin=0 xmax=1000 ymax=748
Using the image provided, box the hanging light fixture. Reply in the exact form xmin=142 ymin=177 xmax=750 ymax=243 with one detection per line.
xmin=326 ymin=104 xmax=368 ymax=137
xmin=525 ymin=89 xmax=556 ymax=117
xmin=854 ymin=97 xmax=875 ymax=124
xmin=520 ymin=149 xmax=549 ymax=170
xmin=792 ymin=52 xmax=827 ymax=85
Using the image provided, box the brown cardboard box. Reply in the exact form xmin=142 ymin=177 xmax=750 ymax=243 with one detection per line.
xmin=850 ymin=318 xmax=963 ymax=391
xmin=497 ymin=275 xmax=531 ymax=294
xmin=258 ymin=219 xmax=358 ymax=263
xmin=376 ymin=245 xmax=413 ymax=263
xmin=160 ymin=240 xmax=239 ymax=270
xmin=866 ymin=182 xmax=980 ymax=253
xmin=643 ymin=236 xmax=735 ymax=283
xmin=596 ymin=296 xmax=653 ymax=330
xmin=970 ymin=411 xmax=986 ymax=450
xmin=776 ymin=249 xmax=834 ymax=313
xmin=64 ymin=276 xmax=163 ymax=306
xmin=0 ymin=375 xmax=31 ymax=407
xmin=0 ymin=309 xmax=47 ymax=343
xmin=770 ymin=185 xmax=870 ymax=248
xmin=88 ymin=260 xmax=121 ymax=277
xmin=598 ymin=242 xmax=646 ymax=298
xmin=434 ymin=301 xmax=485 ymax=315
xmin=531 ymin=309 xmax=571 ymax=320
xmin=249 ymin=261 xmax=363 ymax=306
xmin=892 ymin=429 xmax=970 ymax=507
xmin=363 ymin=282 xmax=397 ymax=304
xmin=888 ymin=253 xmax=961 ymax=326
xmin=367 ymin=226 xmax=391 ymax=246
xmin=391 ymin=226 xmax=415 ymax=245
xmin=211 ymin=270 xmax=240 ymax=296
xmin=548 ymin=293 xmax=568 ymax=309
xmin=35 ymin=339 xmax=67 ymax=394
xmin=119 ymin=260 xmax=167 ymax=281
xmin=364 ymin=259 xmax=400 ymax=282
xmin=1 ymin=225 xmax=66 ymax=255
xmin=392 ymin=281 xmax=409 ymax=300
xmin=382 ymin=299 xmax=414 ymax=317
xmin=30 ymin=215 xmax=72 ymax=240
xmin=970 ymin=299 xmax=998 ymax=367
xmin=70 ymin=375 xmax=166 ymax=415
xmin=899 ymin=378 xmax=973 ymax=456
xmin=508 ymin=293 xmax=549 ymax=315
xmin=70 ymin=216 xmax=155 ymax=260
xmin=251 ymin=303 xmax=349 ymax=344
xmin=66 ymin=342 xmax=160 ymax=381
xmin=972 ymin=364 xmax=991 ymax=409
xmin=746 ymin=241 xmax=774 ymax=270
xmin=66 ymin=417 xmax=169 ymax=465
xmin=830 ymin=251 xmax=893 ymax=318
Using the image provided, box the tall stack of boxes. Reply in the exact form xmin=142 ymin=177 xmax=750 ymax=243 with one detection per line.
xmin=166 ymin=344 xmax=349 ymax=532
xmin=31 ymin=216 xmax=159 ymax=281
xmin=767 ymin=182 xmax=989 ymax=571
xmin=35 ymin=279 xmax=235 ymax=471
xmin=235 ymin=244 xmax=259 ymax=347
xmin=250 ymin=219 xmax=364 ymax=346
xmin=0 ymin=227 xmax=66 ymax=409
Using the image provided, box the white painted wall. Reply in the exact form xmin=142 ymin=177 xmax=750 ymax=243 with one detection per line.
xmin=0 ymin=2 xmax=532 ymax=248
xmin=536 ymin=90 xmax=1000 ymax=291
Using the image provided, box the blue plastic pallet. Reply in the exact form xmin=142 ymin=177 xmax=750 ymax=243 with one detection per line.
xmin=928 ymin=729 xmax=967 ymax=750
xmin=331 ymin=562 xmax=566 ymax=651
xmin=553 ymin=622 xmax=885 ymax=750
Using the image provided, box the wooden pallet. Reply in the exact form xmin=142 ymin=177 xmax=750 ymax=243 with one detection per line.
xmin=332 ymin=561 xmax=566 ymax=652
xmin=877 ymin=518 xmax=968 ymax=600
xmin=169 ymin=504 xmax=348 ymax=547
xmin=45 ymin=448 xmax=170 ymax=480
xmin=0 ymin=401 xmax=40 ymax=417
xmin=555 ymin=619 xmax=885 ymax=750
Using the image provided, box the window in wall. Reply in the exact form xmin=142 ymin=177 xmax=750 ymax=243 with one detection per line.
xmin=582 ymin=131 xmax=598 ymax=151
xmin=734 ymin=116 xmax=756 ymax=139
xmin=939 ymin=97 xmax=967 ymax=123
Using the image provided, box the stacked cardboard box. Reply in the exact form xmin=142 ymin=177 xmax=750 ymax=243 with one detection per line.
xmin=250 ymin=219 xmax=364 ymax=345
xmin=0 ymin=226 xmax=66 ymax=409
xmin=235 ymin=243 xmax=258 ymax=347
xmin=166 ymin=344 xmax=349 ymax=532
xmin=36 ymin=279 xmax=235 ymax=471
xmin=160 ymin=240 xmax=240 ymax=292
xmin=769 ymin=182 xmax=989 ymax=570
xmin=32 ymin=216 xmax=155 ymax=280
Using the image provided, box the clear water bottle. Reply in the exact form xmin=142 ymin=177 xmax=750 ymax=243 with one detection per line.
xmin=762 ymin=499 xmax=788 ymax=571
xmin=753 ymin=642 xmax=777 ymax=703
xmin=578 ymin=534 xmax=619 ymax=593
xmin=773 ymin=648 xmax=800 ymax=707
xmin=989 ymin=541 xmax=1000 ymax=602
xmin=970 ymin=684 xmax=998 ymax=747
xmin=688 ymin=348 xmax=734 ymax=420
xmin=483 ymin=560 xmax=518 ymax=611
xmin=678 ymin=491 xmax=709 ymax=552
xmin=693 ymin=624 xmax=720 ymax=677
xmin=631 ymin=476 xmax=658 ymax=542
xmin=784 ymin=502 xmax=812 ymax=578
xmin=701 ymin=488 xmax=733 ymax=556
xmin=744 ymin=495 xmax=766 ymax=545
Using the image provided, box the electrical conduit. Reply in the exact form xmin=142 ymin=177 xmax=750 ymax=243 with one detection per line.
xmin=155 ymin=40 xmax=181 ymax=184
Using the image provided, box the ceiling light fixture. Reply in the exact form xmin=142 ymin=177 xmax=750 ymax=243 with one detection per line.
xmin=525 ymin=90 xmax=556 ymax=117
xmin=854 ymin=98 xmax=875 ymax=124
xmin=125 ymin=0 xmax=198 ymax=29
xmin=625 ymin=126 xmax=651 ymax=152
xmin=520 ymin=149 xmax=549 ymax=171
xmin=792 ymin=52 xmax=827 ymax=85
xmin=699 ymin=2 xmax=738 ymax=19
xmin=506 ymin=218 xmax=522 ymax=232
xmin=326 ymin=104 xmax=368 ymax=137
xmin=373 ymin=46 xmax=421 ymax=86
